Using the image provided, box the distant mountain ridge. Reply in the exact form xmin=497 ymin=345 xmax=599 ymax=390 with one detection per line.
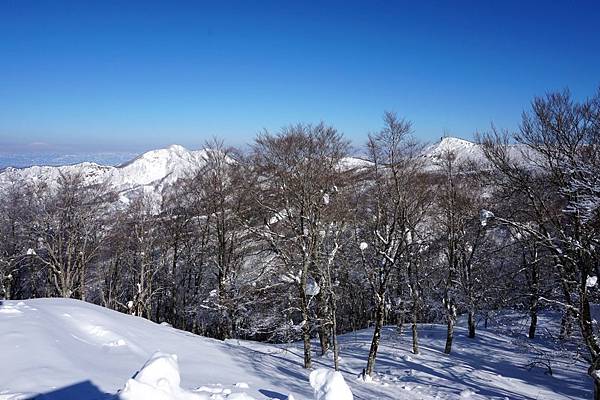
xmin=0 ymin=145 xmax=213 ymax=202
xmin=0 ymin=137 xmax=496 ymax=202
xmin=0 ymin=151 xmax=137 ymax=170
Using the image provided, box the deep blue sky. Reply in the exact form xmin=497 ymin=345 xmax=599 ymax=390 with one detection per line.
xmin=1 ymin=1 xmax=599 ymax=154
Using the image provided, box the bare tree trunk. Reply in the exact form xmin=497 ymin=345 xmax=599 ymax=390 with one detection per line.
xmin=80 ymin=261 xmax=86 ymax=302
xmin=445 ymin=317 xmax=455 ymax=354
xmin=217 ymin=275 xmax=231 ymax=340
xmin=397 ymin=306 xmax=405 ymax=334
xmin=559 ymin=308 xmax=573 ymax=340
xmin=299 ymin=279 xmax=312 ymax=369
xmin=467 ymin=306 xmax=476 ymax=339
xmin=593 ymin=378 xmax=600 ymax=400
xmin=444 ymin=296 xmax=456 ymax=354
xmin=411 ymin=300 xmax=419 ymax=354
xmin=580 ymin=283 xmax=600 ymax=400
xmin=525 ymin=248 xmax=539 ymax=339
xmin=331 ymin=295 xmax=340 ymax=371
xmin=366 ymin=294 xmax=385 ymax=376
xmin=3 ymin=275 xmax=12 ymax=300
xmin=317 ymin=286 xmax=331 ymax=355
xmin=170 ymin=240 xmax=178 ymax=327
xmin=528 ymin=300 xmax=538 ymax=339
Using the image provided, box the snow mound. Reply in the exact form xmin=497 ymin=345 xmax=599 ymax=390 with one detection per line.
xmin=309 ymin=368 xmax=353 ymax=400
xmin=120 ymin=352 xmax=209 ymax=400
xmin=119 ymin=352 xmax=259 ymax=400
xmin=0 ymin=304 xmax=23 ymax=315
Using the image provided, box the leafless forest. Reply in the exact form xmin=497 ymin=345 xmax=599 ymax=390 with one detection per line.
xmin=2 ymin=89 xmax=600 ymax=395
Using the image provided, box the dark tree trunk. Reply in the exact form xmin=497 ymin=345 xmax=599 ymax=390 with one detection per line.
xmin=170 ymin=239 xmax=178 ymax=327
xmin=467 ymin=308 xmax=476 ymax=339
xmin=397 ymin=308 xmax=405 ymax=334
xmin=299 ymin=281 xmax=312 ymax=369
xmin=525 ymin=247 xmax=539 ymax=340
xmin=411 ymin=301 xmax=419 ymax=354
xmin=559 ymin=309 xmax=574 ymax=340
xmin=445 ymin=317 xmax=455 ymax=354
xmin=366 ymin=295 xmax=385 ymax=376
xmin=317 ymin=287 xmax=331 ymax=355
xmin=318 ymin=326 xmax=330 ymax=356
xmin=331 ymin=292 xmax=340 ymax=371
xmin=528 ymin=307 xmax=538 ymax=339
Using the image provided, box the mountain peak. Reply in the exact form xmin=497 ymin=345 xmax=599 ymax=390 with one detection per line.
xmin=166 ymin=144 xmax=188 ymax=153
xmin=438 ymin=136 xmax=475 ymax=147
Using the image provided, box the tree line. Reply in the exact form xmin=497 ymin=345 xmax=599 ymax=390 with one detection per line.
xmin=1 ymin=88 xmax=600 ymax=397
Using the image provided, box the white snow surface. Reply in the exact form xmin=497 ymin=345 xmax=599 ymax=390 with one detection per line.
xmin=0 ymin=299 xmax=592 ymax=400
xmin=309 ymin=369 xmax=352 ymax=400
xmin=120 ymin=352 xmax=209 ymax=400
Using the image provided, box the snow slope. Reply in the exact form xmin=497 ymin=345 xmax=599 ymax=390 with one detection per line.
xmin=422 ymin=137 xmax=486 ymax=167
xmin=0 ymin=299 xmax=591 ymax=399
xmin=0 ymin=298 xmax=301 ymax=400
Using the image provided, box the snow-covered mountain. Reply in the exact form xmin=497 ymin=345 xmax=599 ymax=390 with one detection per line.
xmin=0 ymin=145 xmax=215 ymax=202
xmin=0 ymin=138 xmax=515 ymax=202
xmin=421 ymin=137 xmax=486 ymax=166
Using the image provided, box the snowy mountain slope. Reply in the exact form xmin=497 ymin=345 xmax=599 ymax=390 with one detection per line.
xmin=420 ymin=136 xmax=531 ymax=171
xmin=0 ymin=145 xmax=212 ymax=202
xmin=422 ymin=137 xmax=486 ymax=167
xmin=0 ymin=299 xmax=591 ymax=399
xmin=110 ymin=145 xmax=211 ymax=189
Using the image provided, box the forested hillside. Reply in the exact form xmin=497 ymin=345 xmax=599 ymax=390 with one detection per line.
xmin=1 ymin=89 xmax=600 ymax=397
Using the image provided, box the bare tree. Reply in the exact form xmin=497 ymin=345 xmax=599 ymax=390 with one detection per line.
xmin=356 ymin=112 xmax=429 ymax=376
xmin=249 ymin=123 xmax=350 ymax=369
xmin=28 ymin=172 xmax=113 ymax=300
xmin=480 ymin=88 xmax=600 ymax=398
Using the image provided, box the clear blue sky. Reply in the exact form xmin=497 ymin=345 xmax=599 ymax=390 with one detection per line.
xmin=1 ymin=0 xmax=599 ymax=153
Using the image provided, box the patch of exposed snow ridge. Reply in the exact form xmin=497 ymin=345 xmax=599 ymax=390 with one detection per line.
xmin=309 ymin=368 xmax=353 ymax=400
xmin=120 ymin=352 xmax=257 ymax=400
xmin=121 ymin=353 xmax=350 ymax=400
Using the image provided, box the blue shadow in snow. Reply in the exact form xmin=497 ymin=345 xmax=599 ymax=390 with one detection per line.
xmin=259 ymin=388 xmax=288 ymax=399
xmin=26 ymin=380 xmax=113 ymax=400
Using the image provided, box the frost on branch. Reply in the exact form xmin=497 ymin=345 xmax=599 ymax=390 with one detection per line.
xmin=586 ymin=275 xmax=598 ymax=288
xmin=479 ymin=209 xmax=495 ymax=227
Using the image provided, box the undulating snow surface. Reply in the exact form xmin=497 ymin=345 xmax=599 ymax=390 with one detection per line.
xmin=0 ymin=298 xmax=591 ymax=399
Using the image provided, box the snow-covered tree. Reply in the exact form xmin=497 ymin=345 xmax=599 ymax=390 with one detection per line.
xmin=248 ymin=123 xmax=350 ymax=369
xmin=355 ymin=112 xmax=430 ymax=375
xmin=480 ymin=88 xmax=600 ymax=398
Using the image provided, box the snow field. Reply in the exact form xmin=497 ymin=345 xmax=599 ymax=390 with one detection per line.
xmin=0 ymin=299 xmax=591 ymax=399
